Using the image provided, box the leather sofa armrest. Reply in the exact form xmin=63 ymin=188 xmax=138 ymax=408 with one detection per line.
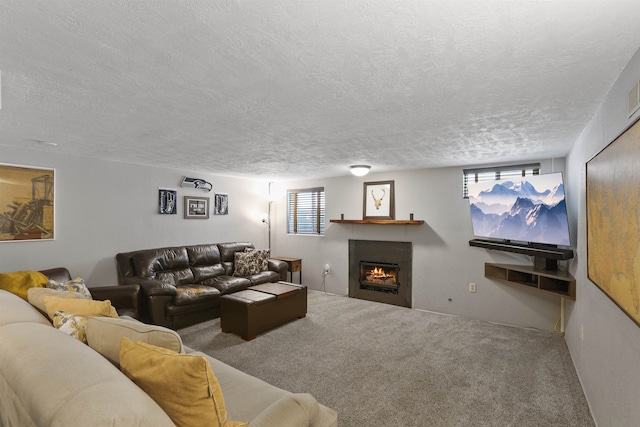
xmin=268 ymin=259 xmax=288 ymax=281
xmin=90 ymin=285 xmax=141 ymax=319
xmin=122 ymin=277 xmax=178 ymax=297
xmin=39 ymin=267 xmax=73 ymax=283
xmin=148 ymin=295 xmax=174 ymax=329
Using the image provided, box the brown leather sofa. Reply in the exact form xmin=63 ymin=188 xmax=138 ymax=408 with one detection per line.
xmin=115 ymin=242 xmax=288 ymax=329
xmin=39 ymin=267 xmax=142 ymax=319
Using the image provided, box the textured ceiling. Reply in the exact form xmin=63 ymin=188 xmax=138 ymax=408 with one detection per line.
xmin=1 ymin=1 xmax=640 ymax=180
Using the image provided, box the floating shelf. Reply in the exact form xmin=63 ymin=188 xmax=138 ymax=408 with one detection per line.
xmin=484 ymin=263 xmax=576 ymax=300
xmin=330 ymin=219 xmax=424 ymax=225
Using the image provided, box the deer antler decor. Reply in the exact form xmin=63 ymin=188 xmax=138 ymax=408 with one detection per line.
xmin=371 ymin=188 xmax=386 ymax=209
xmin=363 ymin=180 xmax=395 ymax=220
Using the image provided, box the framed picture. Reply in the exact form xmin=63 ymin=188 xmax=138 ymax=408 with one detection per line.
xmin=0 ymin=163 xmax=55 ymax=242
xmin=214 ymin=193 xmax=228 ymax=215
xmin=158 ymin=189 xmax=177 ymax=214
xmin=363 ymin=180 xmax=395 ymax=220
xmin=587 ymin=116 xmax=640 ymax=327
xmin=184 ymin=196 xmax=209 ymax=219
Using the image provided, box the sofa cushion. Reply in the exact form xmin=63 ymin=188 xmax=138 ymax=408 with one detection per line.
xmin=119 ymin=338 xmax=248 ymax=427
xmin=52 ymin=312 xmax=88 ymax=343
xmin=0 ymin=270 xmax=48 ymax=301
xmin=0 ymin=289 xmax=50 ymax=327
xmin=43 ymin=296 xmax=118 ymax=320
xmin=46 ymin=277 xmax=92 ymax=299
xmin=249 ymin=393 xmax=322 ymax=427
xmin=27 ymin=287 xmax=88 ymax=315
xmin=0 ymin=322 xmax=174 ymax=426
xmin=218 ymin=242 xmax=254 ymax=263
xmin=247 ymin=270 xmax=282 ymax=286
xmin=187 ymin=244 xmax=222 ymax=266
xmin=202 ymin=276 xmax=251 ymax=295
xmin=192 ymin=264 xmax=226 ymax=282
xmin=156 ymin=268 xmax=195 ymax=286
xmin=174 ymin=284 xmax=221 ymax=306
xmin=132 ymin=247 xmax=190 ymax=278
xmin=187 ymin=349 xmax=309 ymax=422
xmin=86 ymin=316 xmax=183 ymax=367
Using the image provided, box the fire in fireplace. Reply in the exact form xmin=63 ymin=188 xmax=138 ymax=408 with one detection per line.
xmin=359 ymin=261 xmax=400 ymax=294
xmin=349 ymin=239 xmax=412 ymax=308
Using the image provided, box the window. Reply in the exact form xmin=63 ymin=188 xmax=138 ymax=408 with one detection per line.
xmin=287 ymin=187 xmax=325 ymax=235
xmin=462 ymin=163 xmax=540 ymax=198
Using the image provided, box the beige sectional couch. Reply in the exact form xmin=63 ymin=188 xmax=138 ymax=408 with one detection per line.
xmin=0 ymin=289 xmax=338 ymax=426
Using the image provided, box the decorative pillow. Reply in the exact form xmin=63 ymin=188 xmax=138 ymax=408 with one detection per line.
xmin=245 ymin=247 xmax=270 ymax=272
xmin=0 ymin=270 xmax=48 ymax=301
xmin=47 ymin=277 xmax=93 ymax=299
xmin=43 ymin=296 xmax=118 ymax=320
xmin=86 ymin=316 xmax=184 ymax=367
xmin=232 ymin=250 xmax=258 ymax=277
xmin=119 ymin=338 xmax=248 ymax=427
xmin=255 ymin=249 xmax=270 ymax=271
xmin=28 ymin=287 xmax=88 ymax=314
xmin=52 ymin=311 xmax=89 ymax=343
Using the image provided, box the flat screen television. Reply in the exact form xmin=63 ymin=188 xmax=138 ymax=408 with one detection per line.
xmin=468 ymin=172 xmax=571 ymax=247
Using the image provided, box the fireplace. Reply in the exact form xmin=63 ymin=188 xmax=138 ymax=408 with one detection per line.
xmin=349 ymin=240 xmax=412 ymax=308
xmin=359 ymin=261 xmax=400 ymax=294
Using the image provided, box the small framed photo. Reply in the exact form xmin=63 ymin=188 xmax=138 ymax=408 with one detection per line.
xmin=184 ymin=196 xmax=209 ymax=219
xmin=214 ymin=193 xmax=229 ymax=215
xmin=158 ymin=189 xmax=177 ymax=214
xmin=363 ymin=180 xmax=395 ymax=220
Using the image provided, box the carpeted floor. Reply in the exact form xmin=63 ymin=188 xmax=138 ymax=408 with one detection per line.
xmin=178 ymin=290 xmax=594 ymax=427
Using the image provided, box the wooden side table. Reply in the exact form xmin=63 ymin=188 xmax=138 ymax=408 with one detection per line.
xmin=271 ymin=256 xmax=302 ymax=284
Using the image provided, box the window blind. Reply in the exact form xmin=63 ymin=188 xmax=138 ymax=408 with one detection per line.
xmin=287 ymin=187 xmax=325 ymax=235
xmin=462 ymin=163 xmax=540 ymax=198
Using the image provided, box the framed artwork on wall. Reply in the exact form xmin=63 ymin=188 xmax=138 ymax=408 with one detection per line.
xmin=363 ymin=180 xmax=395 ymax=220
xmin=158 ymin=189 xmax=177 ymax=214
xmin=184 ymin=196 xmax=209 ymax=219
xmin=214 ymin=193 xmax=228 ymax=215
xmin=0 ymin=163 xmax=55 ymax=242
xmin=587 ymin=115 xmax=640 ymax=327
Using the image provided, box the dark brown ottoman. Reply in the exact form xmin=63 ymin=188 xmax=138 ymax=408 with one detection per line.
xmin=220 ymin=282 xmax=307 ymax=340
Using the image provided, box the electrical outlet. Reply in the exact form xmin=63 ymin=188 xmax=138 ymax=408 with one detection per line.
xmin=469 ymin=283 xmax=476 ymax=293
xmin=324 ymin=264 xmax=331 ymax=274
xmin=580 ymin=325 xmax=584 ymax=341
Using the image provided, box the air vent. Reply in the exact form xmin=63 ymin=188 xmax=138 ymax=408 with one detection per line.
xmin=628 ymin=80 xmax=640 ymax=117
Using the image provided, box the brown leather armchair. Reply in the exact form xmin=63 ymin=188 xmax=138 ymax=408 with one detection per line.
xmin=39 ymin=267 xmax=142 ymax=319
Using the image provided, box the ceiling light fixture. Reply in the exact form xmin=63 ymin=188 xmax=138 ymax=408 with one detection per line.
xmin=350 ymin=165 xmax=371 ymax=177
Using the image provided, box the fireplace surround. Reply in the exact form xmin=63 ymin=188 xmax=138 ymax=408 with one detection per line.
xmin=349 ymin=240 xmax=412 ymax=308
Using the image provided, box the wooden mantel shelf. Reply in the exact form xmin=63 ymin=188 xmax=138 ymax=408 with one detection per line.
xmin=330 ymin=219 xmax=424 ymax=225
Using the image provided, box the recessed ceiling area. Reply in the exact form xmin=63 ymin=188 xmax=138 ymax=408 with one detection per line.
xmin=1 ymin=1 xmax=640 ymax=179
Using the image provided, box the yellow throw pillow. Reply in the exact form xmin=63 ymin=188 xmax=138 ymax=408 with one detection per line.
xmin=0 ymin=270 xmax=48 ymax=301
xmin=119 ymin=338 xmax=248 ymax=427
xmin=43 ymin=296 xmax=118 ymax=320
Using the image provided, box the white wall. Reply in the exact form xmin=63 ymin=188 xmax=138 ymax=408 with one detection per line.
xmin=272 ymin=158 xmax=569 ymax=332
xmin=0 ymin=146 xmax=270 ymax=285
xmin=564 ymin=47 xmax=640 ymax=426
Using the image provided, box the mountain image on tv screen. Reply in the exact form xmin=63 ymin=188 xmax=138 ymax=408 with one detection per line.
xmin=468 ymin=172 xmax=571 ymax=246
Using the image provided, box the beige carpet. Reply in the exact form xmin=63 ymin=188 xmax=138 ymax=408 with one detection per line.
xmin=179 ymin=290 xmax=594 ymax=427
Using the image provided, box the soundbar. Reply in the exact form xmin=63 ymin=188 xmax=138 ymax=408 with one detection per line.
xmin=468 ymin=239 xmax=574 ymax=260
